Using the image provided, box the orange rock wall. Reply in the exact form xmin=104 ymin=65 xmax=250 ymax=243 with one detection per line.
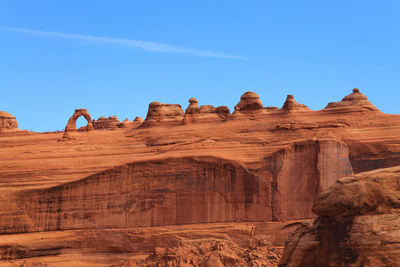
xmin=19 ymin=157 xmax=268 ymax=232
xmin=1 ymin=139 xmax=352 ymax=234
xmin=270 ymin=140 xmax=352 ymax=221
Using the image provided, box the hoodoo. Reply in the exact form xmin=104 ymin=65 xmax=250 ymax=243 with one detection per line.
xmin=234 ymin=91 xmax=263 ymax=111
xmin=0 ymin=111 xmax=18 ymax=131
xmin=281 ymin=95 xmax=310 ymax=112
xmin=183 ymin=97 xmax=231 ymax=124
xmin=324 ymin=88 xmax=380 ymax=112
xmin=185 ymin=98 xmax=200 ymax=114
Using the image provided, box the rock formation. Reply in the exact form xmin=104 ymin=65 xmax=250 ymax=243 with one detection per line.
xmin=117 ymin=117 xmax=144 ymax=128
xmin=216 ymin=105 xmax=231 ymax=117
xmin=0 ymin=88 xmax=399 ymax=266
xmin=63 ymin=109 xmax=93 ymax=136
xmin=324 ymin=88 xmax=379 ymax=112
xmin=185 ymin=97 xmax=200 ymax=114
xmin=234 ymin=91 xmax=263 ymax=112
xmin=132 ymin=116 xmax=144 ymax=126
xmin=279 ymin=166 xmax=400 ymax=266
xmin=0 ymin=111 xmax=18 ymax=131
xmin=183 ymin=98 xmax=231 ymax=124
xmin=93 ymin=116 xmax=121 ymax=129
xmin=118 ymin=118 xmax=132 ymax=128
xmin=281 ymin=95 xmax=310 ymax=112
xmin=0 ymin=139 xmax=352 ymax=234
xmin=141 ymin=102 xmax=184 ymax=127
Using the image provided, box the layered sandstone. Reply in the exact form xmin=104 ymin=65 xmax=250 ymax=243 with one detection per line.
xmin=64 ymin=109 xmax=94 ymax=133
xmin=93 ymin=116 xmax=121 ymax=129
xmin=0 ymin=88 xmax=400 ymax=266
xmin=234 ymin=91 xmax=263 ymax=112
xmin=118 ymin=117 xmax=143 ymax=128
xmin=279 ymin=166 xmax=400 ymax=266
xmin=0 ymin=111 xmax=18 ymax=131
xmin=324 ymin=88 xmax=380 ymax=112
xmin=1 ymin=141 xmax=350 ymax=234
xmin=141 ymin=102 xmax=184 ymax=127
xmin=183 ymin=98 xmax=231 ymax=124
xmin=281 ymin=95 xmax=310 ymax=112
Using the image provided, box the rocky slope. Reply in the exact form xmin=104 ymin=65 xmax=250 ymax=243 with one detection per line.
xmin=279 ymin=166 xmax=400 ymax=266
xmin=0 ymin=89 xmax=400 ymax=266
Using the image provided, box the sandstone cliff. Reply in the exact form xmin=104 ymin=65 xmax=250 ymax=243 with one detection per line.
xmin=279 ymin=166 xmax=400 ymax=266
xmin=0 ymin=88 xmax=400 ymax=266
xmin=1 ymin=140 xmax=351 ymax=234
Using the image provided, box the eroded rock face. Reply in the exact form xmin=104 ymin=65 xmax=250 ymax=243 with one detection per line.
xmin=185 ymin=97 xmax=200 ymax=114
xmin=1 ymin=89 xmax=400 ymax=266
xmin=136 ymin=239 xmax=282 ymax=267
xmin=183 ymin=98 xmax=231 ymax=124
xmin=234 ymin=91 xmax=263 ymax=112
xmin=1 ymin=139 xmax=352 ymax=234
xmin=281 ymin=95 xmax=310 ymax=112
xmin=0 ymin=111 xmax=18 ymax=130
xmin=118 ymin=117 xmax=144 ymax=128
xmin=64 ymin=109 xmax=93 ymax=132
xmin=279 ymin=166 xmax=400 ymax=267
xmin=269 ymin=139 xmax=353 ymax=220
xmin=17 ymin=157 xmax=269 ymax=231
xmin=93 ymin=116 xmax=121 ymax=129
xmin=141 ymin=102 xmax=184 ymax=127
xmin=324 ymin=88 xmax=380 ymax=112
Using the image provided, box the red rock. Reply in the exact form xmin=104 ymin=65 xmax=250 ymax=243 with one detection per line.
xmin=183 ymin=98 xmax=230 ymax=124
xmin=93 ymin=115 xmax=121 ymax=129
xmin=0 ymin=111 xmax=18 ymax=131
xmin=324 ymin=88 xmax=380 ymax=112
xmin=234 ymin=91 xmax=263 ymax=112
xmin=281 ymin=95 xmax=310 ymax=112
xmin=64 ymin=109 xmax=94 ymax=134
xmin=141 ymin=102 xmax=184 ymax=127
xmin=279 ymin=166 xmax=400 ymax=266
xmin=185 ymin=97 xmax=200 ymax=114
xmin=0 ymin=89 xmax=400 ymax=266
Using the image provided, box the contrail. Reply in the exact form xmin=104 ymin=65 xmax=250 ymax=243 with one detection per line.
xmin=0 ymin=26 xmax=245 ymax=59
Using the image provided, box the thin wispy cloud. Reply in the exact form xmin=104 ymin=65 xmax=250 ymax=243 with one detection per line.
xmin=0 ymin=26 xmax=245 ymax=59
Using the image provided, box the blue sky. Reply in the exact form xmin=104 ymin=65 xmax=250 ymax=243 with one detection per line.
xmin=0 ymin=1 xmax=399 ymax=131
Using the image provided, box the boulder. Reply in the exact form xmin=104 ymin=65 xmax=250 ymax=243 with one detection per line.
xmin=279 ymin=166 xmax=400 ymax=266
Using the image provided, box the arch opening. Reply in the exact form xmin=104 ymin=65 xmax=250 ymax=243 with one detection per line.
xmin=63 ymin=109 xmax=94 ymax=138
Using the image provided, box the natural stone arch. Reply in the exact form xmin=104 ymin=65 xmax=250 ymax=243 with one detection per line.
xmin=63 ymin=109 xmax=94 ymax=138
